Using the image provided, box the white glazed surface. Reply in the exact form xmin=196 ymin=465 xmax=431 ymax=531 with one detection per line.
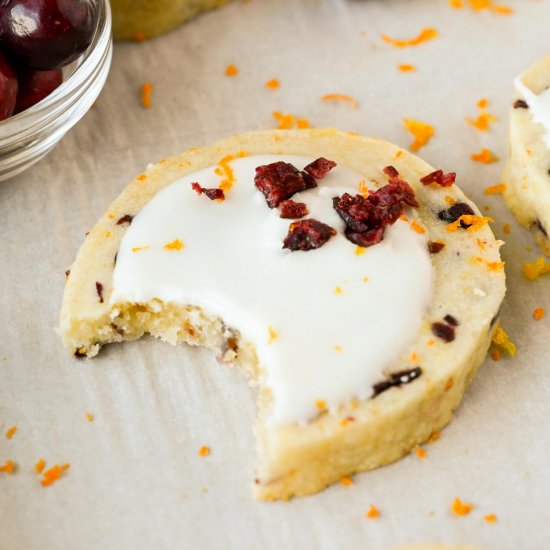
xmin=111 ymin=155 xmax=433 ymax=425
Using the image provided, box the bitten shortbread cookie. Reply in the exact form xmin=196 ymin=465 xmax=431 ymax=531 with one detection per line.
xmin=502 ymin=55 xmax=550 ymax=255
xmin=59 ymin=129 xmax=505 ymax=500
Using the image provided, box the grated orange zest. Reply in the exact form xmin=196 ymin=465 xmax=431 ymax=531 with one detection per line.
xmin=321 ymin=94 xmax=359 ymax=109
xmin=403 ymin=118 xmax=435 ymax=151
xmin=382 ymin=28 xmax=438 ymax=48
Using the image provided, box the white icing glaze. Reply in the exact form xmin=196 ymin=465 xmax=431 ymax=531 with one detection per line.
xmin=111 ymin=155 xmax=433 ymax=426
xmin=514 ymin=75 xmax=550 ymax=148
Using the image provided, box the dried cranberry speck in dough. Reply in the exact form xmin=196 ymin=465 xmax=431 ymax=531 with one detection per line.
xmin=283 ymin=219 xmax=336 ymax=252
xmin=255 ymin=161 xmax=316 ymax=208
xmin=438 ymin=202 xmax=475 ymax=227
xmin=303 ymin=157 xmax=337 ymax=179
xmin=279 ymin=200 xmax=309 ymax=219
xmin=420 ymin=169 xmax=456 ymax=187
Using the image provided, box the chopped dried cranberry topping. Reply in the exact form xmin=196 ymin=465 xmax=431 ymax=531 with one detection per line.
xmin=383 ymin=165 xmax=399 ymax=178
xmin=438 ymin=202 xmax=475 ymax=227
xmin=427 ymin=241 xmax=445 ymax=254
xmin=116 ymin=214 xmax=134 ymax=226
xmin=283 ymin=219 xmax=336 ymax=251
xmin=65 ymin=269 xmax=70 ymax=278
xmin=95 ymin=282 xmax=104 ymax=304
xmin=444 ymin=314 xmax=459 ymax=327
xmin=279 ymin=200 xmax=309 ymax=219
xmin=373 ymin=367 xmax=422 ymax=397
xmin=303 ymin=157 xmax=337 ymax=179
xmin=255 ymin=161 xmax=316 ymax=208
xmin=191 ymin=182 xmax=225 ymax=201
xmin=513 ymin=99 xmax=528 ymax=109
xmin=420 ymin=169 xmax=456 ymax=187
xmin=333 ymin=178 xmax=418 ymax=248
xmin=432 ymin=322 xmax=455 ymax=342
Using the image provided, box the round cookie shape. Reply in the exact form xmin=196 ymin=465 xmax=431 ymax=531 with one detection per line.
xmin=59 ymin=129 xmax=505 ymax=499
xmin=502 ymin=55 xmax=550 ymax=255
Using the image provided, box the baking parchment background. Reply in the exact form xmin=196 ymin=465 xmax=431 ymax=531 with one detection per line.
xmin=1 ymin=1 xmax=549 ymax=549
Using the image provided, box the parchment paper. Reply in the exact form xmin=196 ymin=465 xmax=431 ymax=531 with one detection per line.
xmin=1 ymin=1 xmax=549 ymax=549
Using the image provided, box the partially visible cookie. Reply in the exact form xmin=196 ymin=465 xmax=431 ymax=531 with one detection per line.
xmin=502 ymin=55 xmax=550 ymax=255
xmin=111 ymin=0 xmax=229 ymax=40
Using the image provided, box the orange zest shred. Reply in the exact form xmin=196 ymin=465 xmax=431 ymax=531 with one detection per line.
xmin=503 ymin=223 xmax=510 ymax=235
xmin=446 ymin=215 xmax=493 ymax=232
xmin=533 ymin=307 xmax=545 ymax=321
xmin=471 ymin=256 xmax=505 ymax=272
xmin=316 ymin=399 xmax=327 ymax=410
xmin=273 ymin=111 xmax=294 ymax=129
xmin=164 ymin=239 xmax=184 ymax=251
xmin=5 ymin=426 xmax=16 ymax=439
xmin=366 ymin=505 xmax=380 ymax=519
xmin=398 ymin=64 xmax=416 ymax=72
xmin=321 ymin=93 xmax=359 ymax=109
xmin=381 ymin=28 xmax=438 ymax=48
xmin=334 ymin=345 xmax=342 ymax=352
xmin=0 ymin=460 xmax=15 ymax=474
xmin=416 ymin=447 xmax=427 ymax=459
xmin=403 ymin=118 xmax=434 ymax=151
xmin=471 ymin=148 xmax=498 ymax=164
xmin=296 ymin=118 xmax=310 ymax=129
xmin=265 ymin=78 xmax=280 ymax=89
xmin=340 ymin=416 xmax=355 ymax=427
xmin=35 ymin=459 xmax=46 ymax=474
xmin=466 ymin=99 xmax=497 ymax=131
xmin=340 ymin=476 xmax=353 ymax=486
xmin=452 ymin=497 xmax=473 ymax=516
xmin=41 ymin=464 xmax=70 ymax=487
xmin=449 ymin=0 xmax=463 ymax=8
xmin=267 ymin=325 xmax=278 ymax=344
xmin=468 ymin=0 xmax=513 ymax=13
xmin=225 ymin=64 xmax=238 ymax=77
xmin=334 ymin=286 xmax=343 ymax=295
xmin=524 ymin=257 xmax=550 ymax=280
xmin=198 ymin=446 xmax=210 ymax=457
xmin=132 ymin=246 xmax=150 ymax=253
xmin=86 ymin=412 xmax=94 ymax=423
xmin=140 ymin=82 xmax=153 ymax=109
xmin=216 ymin=153 xmax=245 ymax=192
xmin=491 ymin=349 xmax=502 ymax=361
xmin=484 ymin=183 xmax=506 ymax=195
xmin=358 ymin=179 xmax=369 ymax=197
xmin=492 ymin=326 xmax=517 ymax=356
xmin=410 ymin=219 xmax=426 ymax=234
xmin=355 ymin=246 xmax=366 ymax=256
xmin=484 ymin=513 xmax=497 ymax=523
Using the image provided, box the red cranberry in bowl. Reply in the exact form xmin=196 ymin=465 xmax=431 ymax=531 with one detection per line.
xmin=14 ymin=67 xmax=62 ymax=113
xmin=0 ymin=49 xmax=18 ymax=120
xmin=0 ymin=0 xmax=98 ymax=70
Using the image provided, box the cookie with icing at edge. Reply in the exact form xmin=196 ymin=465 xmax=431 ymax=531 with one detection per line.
xmin=59 ymin=129 xmax=505 ymax=500
xmin=502 ymin=55 xmax=550 ymax=255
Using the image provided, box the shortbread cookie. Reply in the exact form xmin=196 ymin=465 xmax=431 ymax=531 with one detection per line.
xmin=59 ymin=129 xmax=505 ymax=500
xmin=111 ymin=0 xmax=229 ymax=40
xmin=502 ymin=55 xmax=550 ymax=255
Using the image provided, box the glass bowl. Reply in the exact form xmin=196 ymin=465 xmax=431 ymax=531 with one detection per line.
xmin=0 ymin=0 xmax=113 ymax=182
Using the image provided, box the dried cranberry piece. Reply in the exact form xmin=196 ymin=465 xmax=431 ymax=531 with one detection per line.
xmin=333 ymin=178 xmax=418 ymax=248
xmin=427 ymin=241 xmax=445 ymax=254
xmin=303 ymin=157 xmax=336 ymax=179
xmin=373 ymin=367 xmax=422 ymax=397
xmin=420 ymin=169 xmax=456 ymax=187
xmin=191 ymin=182 xmax=225 ymax=201
xmin=95 ymin=282 xmax=104 ymax=303
xmin=255 ymin=162 xmax=316 ymax=208
xmin=432 ymin=322 xmax=455 ymax=342
xmin=116 ymin=214 xmax=134 ymax=226
xmin=279 ymin=200 xmax=308 ymax=219
xmin=283 ymin=219 xmax=336 ymax=251
xmin=444 ymin=314 xmax=459 ymax=327
xmin=438 ymin=202 xmax=475 ymax=227
xmin=383 ymin=165 xmax=399 ymax=178
xmin=513 ymin=99 xmax=528 ymax=109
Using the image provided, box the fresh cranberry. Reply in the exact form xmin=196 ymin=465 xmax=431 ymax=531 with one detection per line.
xmin=14 ymin=67 xmax=62 ymax=113
xmin=0 ymin=0 xmax=98 ymax=70
xmin=0 ymin=49 xmax=18 ymax=120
